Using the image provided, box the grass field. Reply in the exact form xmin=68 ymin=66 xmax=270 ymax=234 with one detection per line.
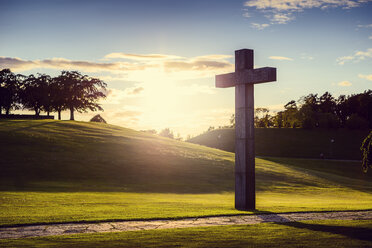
xmin=188 ymin=128 xmax=370 ymax=160
xmin=1 ymin=220 xmax=371 ymax=247
xmin=0 ymin=120 xmax=371 ymax=227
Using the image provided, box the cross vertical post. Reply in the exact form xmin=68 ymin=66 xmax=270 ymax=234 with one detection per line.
xmin=234 ymin=49 xmax=255 ymax=210
xmin=215 ymin=49 xmax=277 ymax=210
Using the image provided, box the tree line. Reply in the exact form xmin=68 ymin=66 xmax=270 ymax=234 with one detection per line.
xmin=226 ymin=91 xmax=371 ymax=130
xmin=0 ymin=69 xmax=107 ymax=120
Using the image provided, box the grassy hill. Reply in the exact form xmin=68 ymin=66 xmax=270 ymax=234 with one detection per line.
xmin=0 ymin=120 xmax=235 ymax=193
xmin=0 ymin=120 xmax=371 ymax=226
xmin=188 ymin=128 xmax=370 ymax=160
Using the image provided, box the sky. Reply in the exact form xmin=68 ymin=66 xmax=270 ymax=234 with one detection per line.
xmin=1 ymin=0 xmax=371 ymax=137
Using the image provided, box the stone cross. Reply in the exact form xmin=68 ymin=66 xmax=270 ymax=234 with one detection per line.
xmin=215 ymin=49 xmax=276 ymax=210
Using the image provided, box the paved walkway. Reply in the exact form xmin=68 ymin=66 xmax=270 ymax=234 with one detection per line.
xmin=1 ymin=210 xmax=371 ymax=239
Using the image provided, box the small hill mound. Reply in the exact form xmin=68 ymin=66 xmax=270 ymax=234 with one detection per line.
xmin=90 ymin=114 xmax=106 ymax=123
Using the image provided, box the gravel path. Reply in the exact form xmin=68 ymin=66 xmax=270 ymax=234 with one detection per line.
xmin=1 ymin=210 xmax=371 ymax=239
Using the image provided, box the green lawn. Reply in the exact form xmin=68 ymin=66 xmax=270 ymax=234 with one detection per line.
xmin=1 ymin=220 xmax=371 ymax=247
xmin=1 ymin=190 xmax=371 ymax=227
xmin=0 ymin=120 xmax=371 ymax=227
xmin=188 ymin=128 xmax=370 ymax=160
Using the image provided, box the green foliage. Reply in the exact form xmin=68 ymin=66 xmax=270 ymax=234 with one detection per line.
xmin=20 ymin=74 xmax=53 ymax=116
xmin=251 ymin=91 xmax=372 ymax=129
xmin=346 ymin=114 xmax=369 ymax=130
xmin=159 ymin=127 xmax=174 ymax=139
xmin=361 ymin=131 xmax=372 ymax=173
xmin=0 ymin=69 xmax=20 ymax=115
xmin=189 ymin=128 xmax=370 ymax=160
xmin=56 ymin=71 xmax=107 ymax=120
xmin=0 ymin=68 xmax=107 ymax=120
xmin=317 ymin=113 xmax=340 ymax=129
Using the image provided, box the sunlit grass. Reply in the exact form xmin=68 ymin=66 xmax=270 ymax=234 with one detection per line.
xmin=1 ymin=190 xmax=371 ymax=227
xmin=0 ymin=120 xmax=371 ymax=227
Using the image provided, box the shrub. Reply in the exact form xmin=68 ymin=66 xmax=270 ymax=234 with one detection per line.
xmin=159 ymin=128 xmax=174 ymax=139
xmin=346 ymin=114 xmax=368 ymax=129
xmin=302 ymin=118 xmax=316 ymax=129
xmin=361 ymin=131 xmax=372 ymax=173
xmin=90 ymin=114 xmax=106 ymax=123
xmin=317 ymin=113 xmax=340 ymax=129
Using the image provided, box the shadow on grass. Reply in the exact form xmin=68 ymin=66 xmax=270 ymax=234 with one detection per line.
xmin=277 ymin=221 xmax=372 ymax=242
xmin=262 ymin=157 xmax=372 ymax=193
xmin=4 ymin=120 xmax=57 ymax=132
xmin=256 ymin=211 xmax=372 ymax=242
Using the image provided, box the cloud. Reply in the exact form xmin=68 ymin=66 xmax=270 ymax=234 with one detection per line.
xmin=358 ymin=74 xmax=372 ymax=81
xmin=265 ymin=104 xmax=285 ymax=112
xmin=98 ymin=74 xmax=129 ymax=82
xmin=357 ymin=24 xmax=372 ymax=28
xmin=337 ymin=48 xmax=372 ymax=65
xmin=300 ymin=54 xmax=314 ymax=60
xmin=336 ymin=55 xmax=354 ymax=65
xmin=102 ymin=106 xmax=143 ymax=126
xmin=369 ymin=36 xmax=372 ymax=40
xmin=164 ymin=60 xmax=231 ymax=72
xmin=251 ymin=23 xmax=270 ymax=30
xmin=244 ymin=0 xmax=370 ymax=25
xmin=193 ymin=54 xmax=233 ymax=60
xmin=0 ymin=53 xmax=233 ymax=79
xmin=338 ymin=81 xmax=352 ymax=87
xmin=269 ymin=56 xmax=293 ymax=61
xmin=124 ymin=85 xmax=145 ymax=96
xmin=271 ymin=13 xmax=295 ymax=24
xmin=0 ymin=56 xmax=145 ymax=72
xmin=103 ymin=86 xmax=144 ymax=104
xmin=0 ymin=57 xmax=36 ymax=71
xmin=104 ymin=53 xmax=183 ymax=60
xmin=178 ymin=84 xmax=216 ymax=95
xmin=103 ymin=88 xmax=127 ymax=104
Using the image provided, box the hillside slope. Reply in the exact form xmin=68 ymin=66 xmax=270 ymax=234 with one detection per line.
xmin=0 ymin=120 xmax=234 ymax=193
xmin=188 ymin=128 xmax=370 ymax=160
xmin=1 ymin=120 xmax=371 ymax=226
xmin=0 ymin=120 xmax=371 ymax=194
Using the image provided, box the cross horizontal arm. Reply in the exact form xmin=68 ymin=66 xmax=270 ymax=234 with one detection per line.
xmin=215 ymin=67 xmax=277 ymax=88
xmin=215 ymin=72 xmax=235 ymax=88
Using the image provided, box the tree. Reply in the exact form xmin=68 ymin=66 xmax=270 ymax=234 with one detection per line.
xmin=254 ymin=108 xmax=272 ymax=128
xmin=282 ymin=100 xmax=300 ymax=128
xmin=58 ymin=71 xmax=107 ymax=120
xmin=273 ymin=111 xmax=284 ymax=128
xmin=207 ymin=126 xmax=215 ymax=132
xmin=142 ymin=129 xmax=157 ymax=134
xmin=159 ymin=128 xmax=174 ymax=139
xmin=0 ymin=69 xmax=20 ymax=115
xmin=335 ymin=94 xmax=348 ymax=127
xmin=361 ymin=131 xmax=372 ymax=173
xmin=38 ymin=74 xmax=53 ymax=116
xmin=20 ymin=74 xmax=45 ymax=116
xmin=346 ymin=114 xmax=369 ymax=130
xmin=50 ymin=75 xmax=67 ymax=120
xmin=318 ymin=92 xmax=336 ymax=114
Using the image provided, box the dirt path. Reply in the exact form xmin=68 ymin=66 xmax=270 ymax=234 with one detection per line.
xmin=1 ymin=210 xmax=371 ymax=239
